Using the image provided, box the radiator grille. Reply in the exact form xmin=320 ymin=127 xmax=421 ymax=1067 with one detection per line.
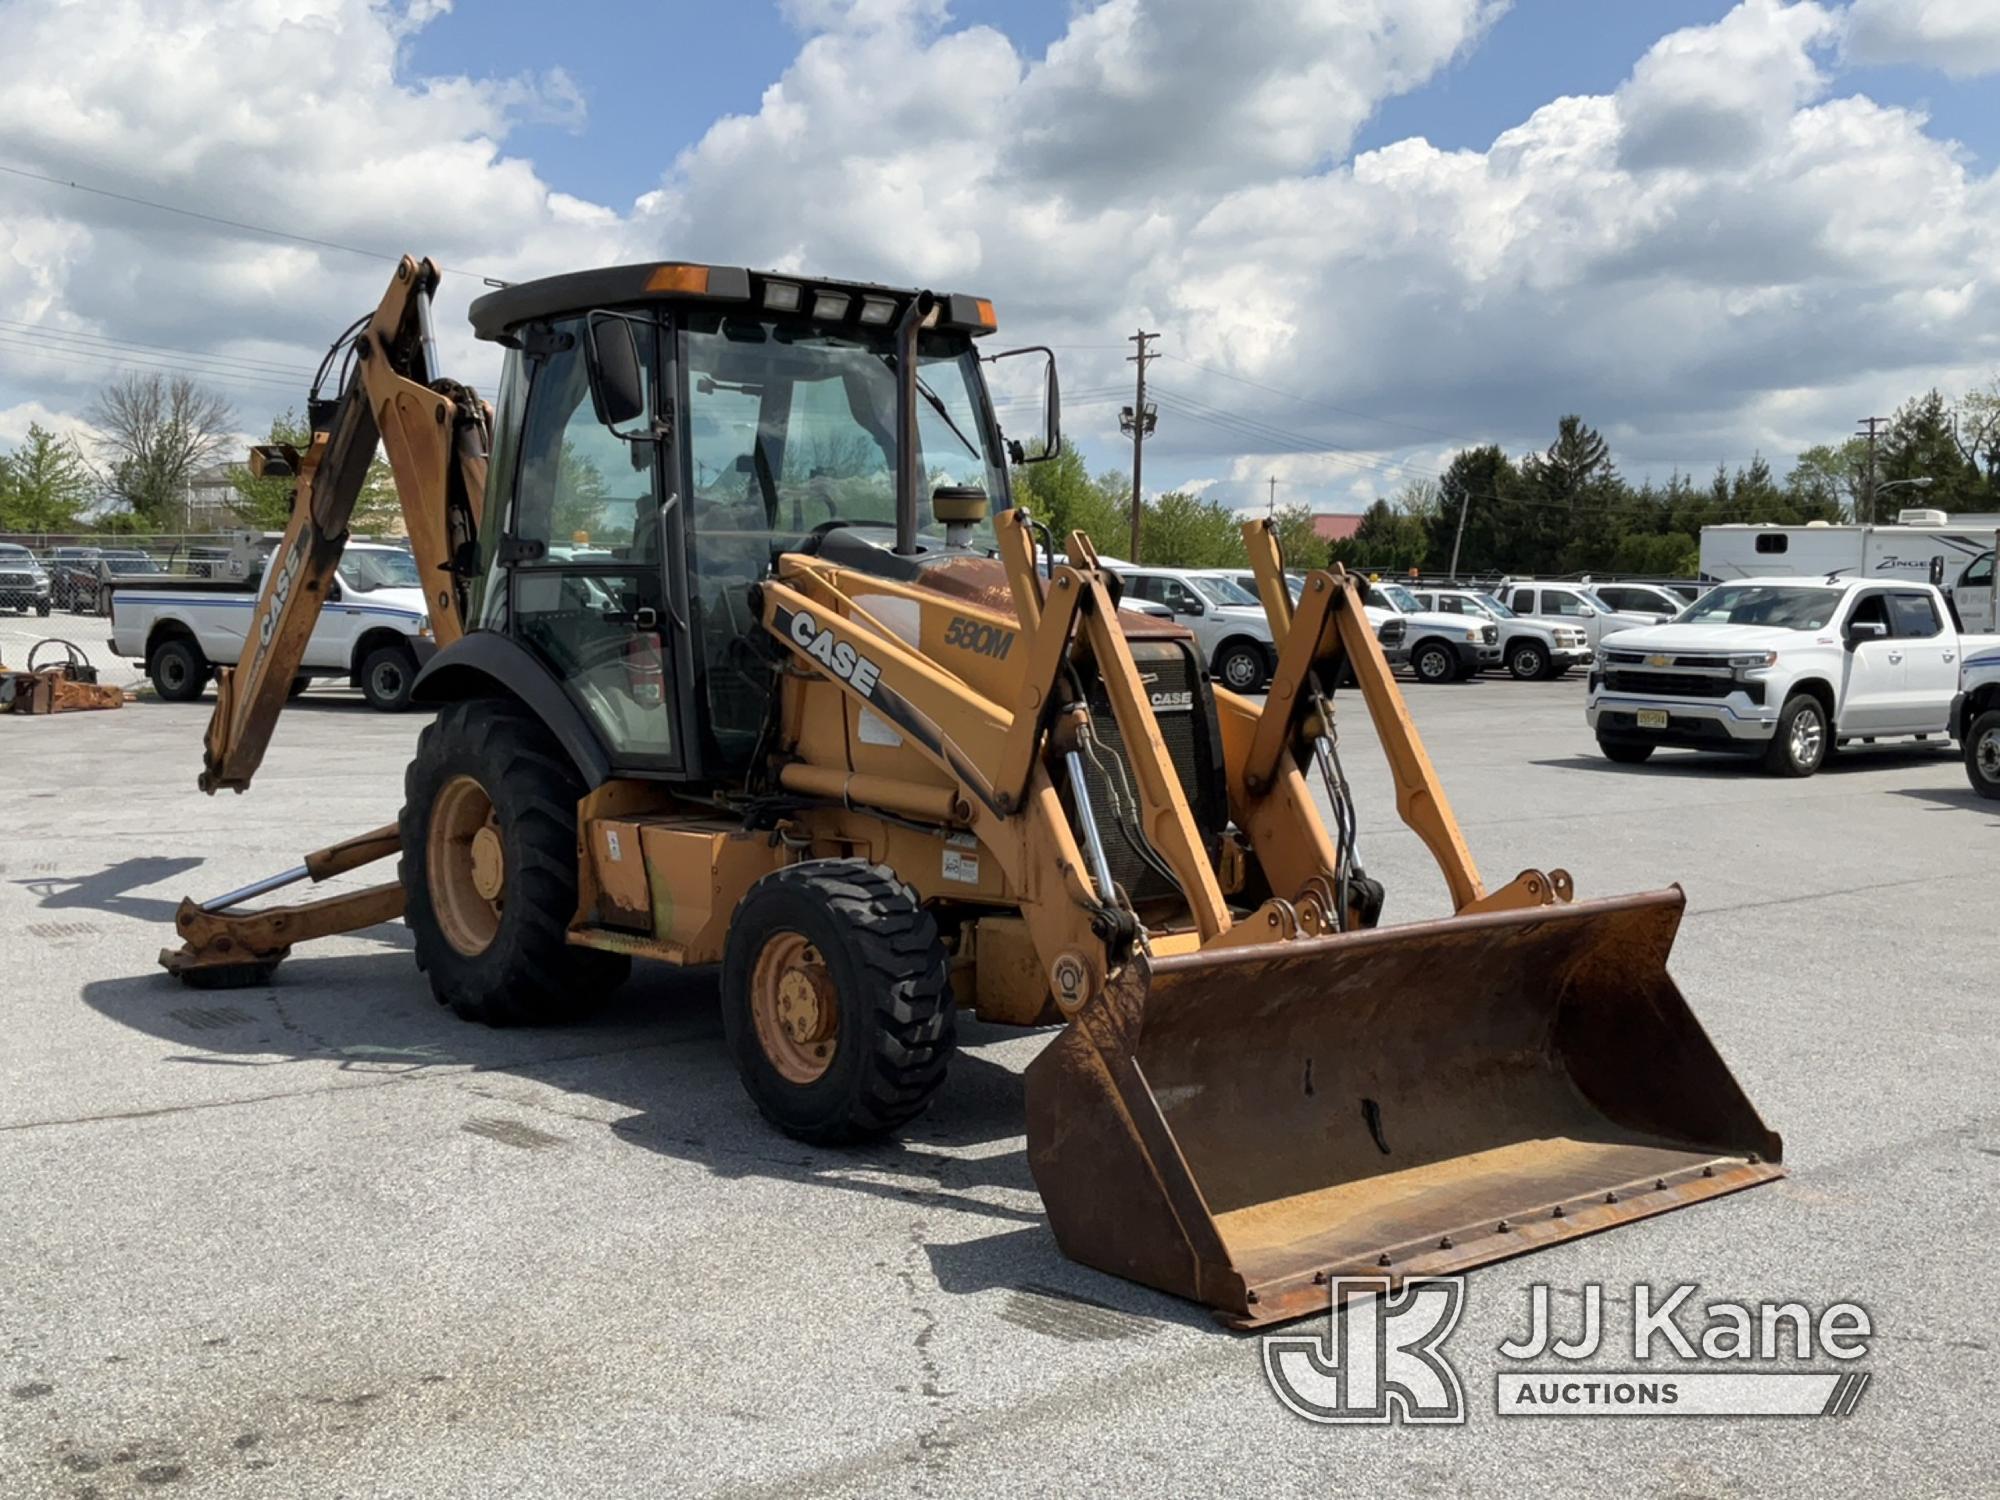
xmin=1071 ymin=641 xmax=1223 ymax=905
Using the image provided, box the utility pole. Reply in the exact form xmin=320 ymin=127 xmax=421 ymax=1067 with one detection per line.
xmin=1267 ymin=475 xmax=1277 ymax=519
xmin=1447 ymin=488 xmax=1470 ymax=582
xmin=1122 ymin=330 xmax=1158 ymax=562
xmin=1857 ymin=415 xmax=1887 ymax=524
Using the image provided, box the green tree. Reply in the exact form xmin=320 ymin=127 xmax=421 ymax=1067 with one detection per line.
xmin=88 ymin=372 xmax=235 ymax=527
xmin=226 ymin=411 xmax=311 ymax=529
xmin=0 ymin=423 xmax=98 ymax=532
xmin=1009 ymin=445 xmax=1129 ymax=556
xmin=1343 ymin=496 xmax=1430 ymax=573
xmin=227 ymin=410 xmax=403 ymax=534
xmin=1138 ymin=490 xmax=1245 ymax=567
xmin=1879 ymin=389 xmax=1984 ymax=516
xmin=1430 ymin=444 xmax=1518 ymax=576
xmin=1786 ymin=441 xmax=1865 ymax=521
xmin=1271 ymin=502 xmax=1328 ymax=571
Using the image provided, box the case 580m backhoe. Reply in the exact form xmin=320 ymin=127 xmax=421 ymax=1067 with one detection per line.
xmin=163 ymin=255 xmax=1782 ymax=1326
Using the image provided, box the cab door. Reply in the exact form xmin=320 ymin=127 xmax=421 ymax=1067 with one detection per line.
xmin=502 ymin=312 xmax=683 ymax=771
xmin=1838 ymin=591 xmax=1902 ymax=733
xmin=1888 ymin=591 xmax=1955 ymax=732
xmin=1956 ymin=551 xmax=1994 ymax=633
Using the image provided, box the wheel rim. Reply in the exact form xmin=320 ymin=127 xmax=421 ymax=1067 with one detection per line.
xmin=1512 ymin=647 xmax=1542 ymax=678
xmin=750 ymin=931 xmax=839 ymax=1085
xmin=160 ymin=653 xmax=187 ymax=691
xmin=1224 ymin=652 xmax=1259 ymax=689
xmin=1790 ymin=706 xmax=1824 ymax=767
xmin=1977 ymin=727 xmax=2000 ymax=783
xmin=371 ymin=658 xmax=406 ymax=702
xmin=429 ymin=774 xmax=503 ymax=957
xmin=1418 ymin=648 xmax=1449 ymax=680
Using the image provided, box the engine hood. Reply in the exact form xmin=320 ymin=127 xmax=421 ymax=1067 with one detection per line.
xmin=1600 ymin=622 xmax=1814 ymax=653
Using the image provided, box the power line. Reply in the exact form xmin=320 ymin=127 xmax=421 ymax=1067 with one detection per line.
xmin=0 ymin=161 xmax=502 ymax=281
xmin=0 ymin=332 xmax=303 ymax=401
xmin=1158 ymin=352 xmax=1467 ymax=443
xmin=0 ymin=318 xmax=315 ymax=381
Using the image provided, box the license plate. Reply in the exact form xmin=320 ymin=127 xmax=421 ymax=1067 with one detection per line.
xmin=1636 ymin=709 xmax=1669 ymax=730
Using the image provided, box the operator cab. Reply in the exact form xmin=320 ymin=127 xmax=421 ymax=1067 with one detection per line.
xmin=465 ymin=261 xmax=1060 ymax=784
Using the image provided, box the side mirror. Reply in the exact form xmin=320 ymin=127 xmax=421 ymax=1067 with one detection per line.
xmin=986 ymin=345 xmax=1061 ymax=465
xmin=1846 ymin=619 xmax=1887 ymax=648
xmin=1578 ymin=604 xmax=1597 ymax=618
xmin=327 ymin=580 xmax=342 ymax=604
xmin=1179 ymin=596 xmax=1206 ymax=617
xmin=584 ymin=311 xmax=647 ymax=432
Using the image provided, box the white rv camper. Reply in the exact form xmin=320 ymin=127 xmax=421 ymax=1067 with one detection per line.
xmin=1699 ymin=510 xmax=1996 ymax=631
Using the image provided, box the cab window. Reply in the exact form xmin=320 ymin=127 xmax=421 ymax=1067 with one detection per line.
xmin=1887 ymin=592 xmax=1941 ymax=638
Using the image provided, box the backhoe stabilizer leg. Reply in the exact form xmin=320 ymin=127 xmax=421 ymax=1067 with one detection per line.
xmin=159 ymin=825 xmax=405 ymax=987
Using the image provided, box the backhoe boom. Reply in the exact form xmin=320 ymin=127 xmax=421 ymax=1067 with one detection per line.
xmin=198 ymin=255 xmax=486 ymax=793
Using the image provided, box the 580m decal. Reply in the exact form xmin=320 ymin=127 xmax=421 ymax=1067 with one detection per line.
xmin=943 ymin=615 xmax=1015 ymax=660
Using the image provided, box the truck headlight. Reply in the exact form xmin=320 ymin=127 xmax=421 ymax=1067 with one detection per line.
xmin=419 ymin=618 xmax=433 ymax=639
xmin=1728 ymin=652 xmax=1776 ymax=670
xmin=1463 ymin=629 xmax=1481 ymax=643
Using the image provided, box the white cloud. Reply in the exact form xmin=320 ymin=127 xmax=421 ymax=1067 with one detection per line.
xmin=1615 ymin=0 xmax=1837 ymax=170
xmin=0 ymin=0 xmax=1996 ymax=519
xmin=1845 ymin=0 xmax=2000 ymax=79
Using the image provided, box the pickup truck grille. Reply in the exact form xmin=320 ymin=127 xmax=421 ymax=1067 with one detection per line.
xmin=0 ymin=571 xmax=35 ymax=588
xmin=1602 ymin=668 xmax=1761 ymax=704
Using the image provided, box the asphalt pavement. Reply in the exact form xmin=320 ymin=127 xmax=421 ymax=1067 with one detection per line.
xmin=1 ymin=669 xmax=1992 ymax=1497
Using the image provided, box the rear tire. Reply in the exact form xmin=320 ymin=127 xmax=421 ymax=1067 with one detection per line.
xmin=1506 ymin=641 xmax=1547 ymax=681
xmin=721 ymin=860 xmax=954 ymax=1144
xmin=399 ymin=699 xmax=628 ymax=1025
xmin=287 ymin=675 xmax=311 ymax=701
xmin=1763 ymin=693 xmax=1828 ymax=777
xmin=1597 ymin=738 xmax=1654 ymax=764
xmin=1411 ymin=640 xmax=1456 ymax=684
xmin=148 ymin=637 xmax=208 ymax=702
xmin=1965 ymin=708 xmax=2000 ymax=800
xmin=360 ymin=642 xmax=417 ymax=712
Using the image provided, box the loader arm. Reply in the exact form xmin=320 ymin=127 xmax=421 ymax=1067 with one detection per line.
xmin=199 ymin=255 xmax=487 ymax=794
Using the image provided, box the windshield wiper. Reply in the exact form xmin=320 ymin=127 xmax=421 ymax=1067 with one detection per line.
xmin=912 ymin=374 xmax=980 ymax=458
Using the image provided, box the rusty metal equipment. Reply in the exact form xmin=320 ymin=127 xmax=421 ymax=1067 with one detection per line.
xmin=159 ymin=255 xmax=1782 ymax=1324
xmin=0 ymin=639 xmax=126 ymax=714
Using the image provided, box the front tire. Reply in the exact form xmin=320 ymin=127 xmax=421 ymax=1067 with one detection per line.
xmin=148 ymin=637 xmax=208 ymax=702
xmin=34 ymin=599 xmax=50 ymax=618
xmin=1965 ymin=708 xmax=2000 ymax=800
xmin=1411 ymin=639 xmax=1456 ymax=684
xmin=399 ymin=700 xmax=628 ymax=1025
xmin=360 ymin=642 xmax=418 ymax=712
xmin=1764 ymin=693 xmax=1829 ymax=777
xmin=1506 ymin=640 xmax=1548 ymax=681
xmin=721 ymin=860 xmax=954 ymax=1144
xmin=1213 ymin=640 xmax=1270 ymax=693
xmin=1597 ymin=737 xmax=1654 ymax=764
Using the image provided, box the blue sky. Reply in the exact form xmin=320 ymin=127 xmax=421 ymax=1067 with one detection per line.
xmin=4 ymin=0 xmax=1998 ymax=512
xmin=414 ymin=0 xmax=2000 ymax=214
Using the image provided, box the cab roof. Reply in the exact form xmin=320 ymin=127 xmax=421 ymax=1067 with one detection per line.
xmin=469 ymin=262 xmax=998 ymax=346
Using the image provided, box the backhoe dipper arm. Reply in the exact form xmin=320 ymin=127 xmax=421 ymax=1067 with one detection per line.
xmin=199 ymin=255 xmax=487 ymax=794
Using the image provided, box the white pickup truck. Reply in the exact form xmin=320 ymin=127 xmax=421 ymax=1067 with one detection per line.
xmin=108 ymin=541 xmax=435 ymax=711
xmin=1958 ymin=641 xmax=2000 ymax=799
xmin=1587 ymin=574 xmax=2000 ymax=776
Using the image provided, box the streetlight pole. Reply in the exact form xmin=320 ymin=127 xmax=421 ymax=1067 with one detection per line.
xmin=1871 ymin=476 xmax=1935 ymax=523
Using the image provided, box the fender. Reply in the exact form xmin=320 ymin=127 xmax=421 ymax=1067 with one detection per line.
xmin=411 ymin=630 xmax=612 ymax=788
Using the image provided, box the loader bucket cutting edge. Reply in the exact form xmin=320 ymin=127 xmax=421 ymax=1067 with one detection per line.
xmin=1023 ymin=888 xmax=1784 ymax=1328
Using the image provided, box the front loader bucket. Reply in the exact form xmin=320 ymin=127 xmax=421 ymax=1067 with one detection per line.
xmin=1024 ymin=889 xmax=1783 ymax=1328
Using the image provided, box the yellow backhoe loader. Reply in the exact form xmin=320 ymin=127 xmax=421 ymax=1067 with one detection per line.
xmin=162 ymin=256 xmax=1782 ymax=1325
